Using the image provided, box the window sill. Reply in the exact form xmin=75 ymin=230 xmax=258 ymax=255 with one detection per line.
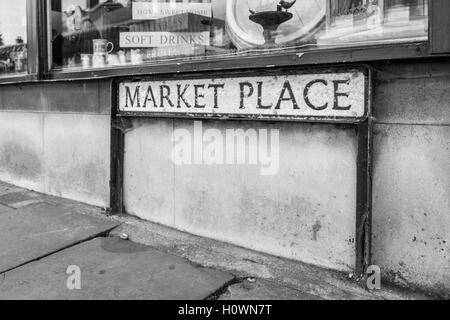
xmin=1 ymin=41 xmax=447 ymax=85
xmin=43 ymin=42 xmax=433 ymax=81
xmin=0 ymin=74 xmax=38 ymax=85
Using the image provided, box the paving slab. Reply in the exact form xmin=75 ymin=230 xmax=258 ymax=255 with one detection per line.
xmin=0 ymin=191 xmax=44 ymax=208
xmin=0 ymin=237 xmax=235 ymax=300
xmin=111 ymin=215 xmax=434 ymax=300
xmin=0 ymin=202 xmax=118 ymax=273
xmin=219 ymin=278 xmax=322 ymax=300
xmin=0 ymin=184 xmax=23 ymax=197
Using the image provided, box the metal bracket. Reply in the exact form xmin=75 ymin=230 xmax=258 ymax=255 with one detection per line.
xmin=109 ymin=65 xmax=374 ymax=277
xmin=112 ymin=117 xmax=134 ymax=134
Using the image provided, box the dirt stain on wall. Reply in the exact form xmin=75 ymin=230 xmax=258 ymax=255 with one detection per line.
xmin=312 ymin=221 xmax=322 ymax=241
xmin=0 ymin=142 xmax=42 ymax=179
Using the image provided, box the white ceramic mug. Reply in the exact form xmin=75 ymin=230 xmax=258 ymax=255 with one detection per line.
xmin=93 ymin=39 xmax=114 ymax=55
xmin=80 ymin=54 xmax=92 ymax=69
xmin=107 ymin=54 xmax=120 ymax=66
xmin=93 ymin=53 xmax=107 ymax=68
xmin=131 ymin=49 xmax=143 ymax=64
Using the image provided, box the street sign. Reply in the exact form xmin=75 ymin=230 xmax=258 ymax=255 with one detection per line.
xmin=118 ymin=68 xmax=369 ymax=122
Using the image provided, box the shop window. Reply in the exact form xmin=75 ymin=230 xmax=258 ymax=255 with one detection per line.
xmin=49 ymin=0 xmax=428 ymax=71
xmin=0 ymin=0 xmax=28 ymax=76
xmin=322 ymin=0 xmax=428 ymax=44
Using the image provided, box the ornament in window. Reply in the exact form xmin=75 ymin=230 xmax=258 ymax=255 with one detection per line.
xmin=226 ymin=0 xmax=326 ymax=50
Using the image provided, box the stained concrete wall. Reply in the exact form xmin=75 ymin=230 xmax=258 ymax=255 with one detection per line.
xmin=0 ymin=60 xmax=448 ymax=297
xmin=371 ymin=61 xmax=450 ymax=298
xmin=0 ymin=81 xmax=111 ymax=207
xmin=124 ymin=119 xmax=358 ymax=272
xmin=122 ymin=61 xmax=450 ymax=296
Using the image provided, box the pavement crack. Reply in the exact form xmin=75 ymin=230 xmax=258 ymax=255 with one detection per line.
xmin=205 ymin=277 xmax=244 ymax=301
xmin=0 ymin=226 xmax=118 ymax=275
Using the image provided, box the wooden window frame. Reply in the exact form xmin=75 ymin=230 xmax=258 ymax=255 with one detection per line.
xmin=429 ymin=0 xmax=450 ymax=54
xmin=0 ymin=0 xmax=43 ymax=84
xmin=0 ymin=0 xmax=449 ymax=84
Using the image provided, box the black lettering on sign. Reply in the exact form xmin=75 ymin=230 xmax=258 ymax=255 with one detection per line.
xmin=275 ymin=81 xmax=299 ymax=110
xmin=304 ymin=79 xmax=328 ymax=111
xmin=257 ymin=82 xmax=272 ymax=109
xmin=177 ymin=84 xmax=192 ymax=109
xmin=160 ymin=85 xmax=174 ymax=108
xmin=208 ymin=83 xmax=225 ymax=109
xmin=194 ymin=84 xmax=206 ymax=109
xmin=180 ymin=35 xmax=189 ymax=44
xmin=333 ymin=80 xmax=352 ymax=110
xmin=239 ymin=82 xmax=254 ymax=109
xmin=120 ymin=72 xmax=364 ymax=119
xmin=143 ymin=86 xmax=158 ymax=108
xmin=125 ymin=86 xmax=140 ymax=108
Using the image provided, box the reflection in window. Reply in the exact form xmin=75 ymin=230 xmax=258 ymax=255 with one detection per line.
xmin=0 ymin=0 xmax=28 ymax=76
xmin=49 ymin=0 xmax=428 ymax=71
xmin=320 ymin=0 xmax=428 ymax=44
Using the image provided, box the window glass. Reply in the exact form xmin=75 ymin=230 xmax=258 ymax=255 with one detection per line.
xmin=0 ymin=0 xmax=28 ymax=76
xmin=321 ymin=0 xmax=428 ymax=45
xmin=49 ymin=0 xmax=428 ymax=71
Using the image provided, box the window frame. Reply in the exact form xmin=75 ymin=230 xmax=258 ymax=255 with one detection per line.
xmin=429 ymin=0 xmax=450 ymax=54
xmin=0 ymin=0 xmax=42 ymax=84
xmin=1 ymin=0 xmax=449 ymax=84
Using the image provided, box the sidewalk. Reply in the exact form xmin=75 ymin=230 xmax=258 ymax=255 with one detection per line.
xmin=0 ymin=181 xmax=431 ymax=300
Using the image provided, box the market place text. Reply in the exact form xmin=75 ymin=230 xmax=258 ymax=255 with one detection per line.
xmin=119 ymin=72 xmax=366 ymax=120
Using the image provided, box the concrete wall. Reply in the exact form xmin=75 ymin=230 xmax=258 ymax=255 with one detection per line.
xmin=371 ymin=61 xmax=450 ymax=298
xmin=124 ymin=119 xmax=358 ymax=272
xmin=121 ymin=61 xmax=450 ymax=296
xmin=0 ymin=81 xmax=111 ymax=208
xmin=0 ymin=60 xmax=448 ymax=297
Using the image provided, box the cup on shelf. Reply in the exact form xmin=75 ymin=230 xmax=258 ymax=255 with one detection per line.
xmin=80 ymin=54 xmax=92 ymax=69
xmin=92 ymin=39 xmax=115 ymax=68
xmin=107 ymin=53 xmax=120 ymax=66
xmin=93 ymin=53 xmax=107 ymax=68
xmin=131 ymin=49 xmax=143 ymax=64
xmin=93 ymin=39 xmax=114 ymax=55
xmin=118 ymin=51 xmax=127 ymax=65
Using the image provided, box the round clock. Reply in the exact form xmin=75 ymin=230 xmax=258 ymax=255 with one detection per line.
xmin=226 ymin=0 xmax=326 ymax=50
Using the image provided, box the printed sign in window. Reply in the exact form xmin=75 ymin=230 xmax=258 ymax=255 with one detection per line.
xmin=132 ymin=2 xmax=212 ymax=20
xmin=120 ymin=32 xmax=210 ymax=48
